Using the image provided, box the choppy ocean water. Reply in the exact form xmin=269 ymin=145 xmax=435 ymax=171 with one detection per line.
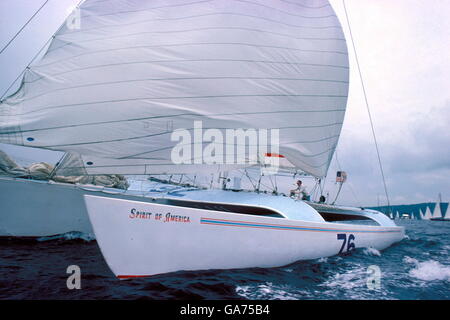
xmin=0 ymin=219 xmax=448 ymax=300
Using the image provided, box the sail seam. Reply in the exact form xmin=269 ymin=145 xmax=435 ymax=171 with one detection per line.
xmin=20 ymin=77 xmax=349 ymax=103
xmin=66 ymin=12 xmax=343 ymax=36
xmin=38 ymin=44 xmax=348 ymax=69
xmin=236 ymin=0 xmax=331 ymax=15
xmin=280 ymin=0 xmax=331 ymax=9
xmin=35 ymin=122 xmax=344 ymax=149
xmin=0 ymin=112 xmax=345 ymax=135
xmin=8 ymin=95 xmax=348 ymax=117
xmin=49 ymin=26 xmax=346 ymax=51
xmin=120 ymin=136 xmax=342 ymax=155
xmin=57 ymin=155 xmax=332 ymax=170
xmin=120 ymin=145 xmax=337 ymax=160
xmin=79 ymin=3 xmax=338 ymax=20
xmin=28 ymin=59 xmax=349 ymax=84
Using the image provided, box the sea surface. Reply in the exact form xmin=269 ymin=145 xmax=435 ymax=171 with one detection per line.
xmin=0 ymin=219 xmax=449 ymax=300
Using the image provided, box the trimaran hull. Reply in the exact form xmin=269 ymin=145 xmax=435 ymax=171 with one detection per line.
xmin=1 ymin=176 xmax=405 ymax=278
xmin=84 ymin=195 xmax=404 ymax=278
xmin=0 ymin=177 xmax=161 ymax=238
xmin=0 ymin=177 xmax=93 ymax=238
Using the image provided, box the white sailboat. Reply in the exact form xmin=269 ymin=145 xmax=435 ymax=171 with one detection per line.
xmin=422 ymin=206 xmax=433 ymax=220
xmin=431 ymin=194 xmax=449 ymax=221
xmin=442 ymin=206 xmax=450 ymax=221
xmin=0 ymin=0 xmax=404 ymax=276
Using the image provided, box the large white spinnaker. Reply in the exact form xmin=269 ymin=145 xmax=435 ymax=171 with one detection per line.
xmin=0 ymin=0 xmax=349 ymax=178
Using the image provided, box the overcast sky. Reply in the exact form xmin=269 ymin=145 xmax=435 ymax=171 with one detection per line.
xmin=0 ymin=0 xmax=449 ymax=207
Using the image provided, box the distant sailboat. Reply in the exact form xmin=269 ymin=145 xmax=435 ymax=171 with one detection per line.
xmin=431 ymin=194 xmax=450 ymax=221
xmin=422 ymin=206 xmax=433 ymax=220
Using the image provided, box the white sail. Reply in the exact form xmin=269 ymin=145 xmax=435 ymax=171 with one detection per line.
xmin=55 ymin=152 xmax=247 ymax=176
xmin=419 ymin=209 xmax=424 ymax=219
xmin=431 ymin=194 xmax=445 ymax=219
xmin=423 ymin=206 xmax=432 ymax=220
xmin=0 ymin=0 xmax=349 ymax=177
xmin=433 ymin=199 xmax=443 ymax=219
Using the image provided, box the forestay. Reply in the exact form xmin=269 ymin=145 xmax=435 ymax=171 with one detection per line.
xmin=0 ymin=0 xmax=349 ymax=177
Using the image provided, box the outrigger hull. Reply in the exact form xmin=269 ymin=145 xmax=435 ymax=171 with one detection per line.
xmin=84 ymin=195 xmax=405 ymax=278
xmin=0 ymin=177 xmax=93 ymax=238
xmin=0 ymin=177 xmax=163 ymax=238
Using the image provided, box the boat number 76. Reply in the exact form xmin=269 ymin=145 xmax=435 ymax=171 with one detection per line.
xmin=337 ymin=234 xmax=356 ymax=254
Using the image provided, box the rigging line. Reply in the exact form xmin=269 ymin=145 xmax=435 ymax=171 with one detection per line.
xmin=331 ymin=182 xmax=343 ymax=205
xmin=0 ymin=39 xmax=50 ymax=102
xmin=48 ymin=151 xmax=68 ymax=179
xmin=0 ymin=0 xmax=84 ymax=102
xmin=268 ymin=174 xmax=275 ymax=191
xmin=258 ymin=178 xmax=273 ymax=192
xmin=342 ymin=0 xmax=391 ymax=212
xmin=0 ymin=0 xmax=50 ymax=56
xmin=330 ymin=150 xmax=343 ymax=205
xmin=314 ymin=178 xmax=322 ymax=201
xmin=334 ymin=148 xmax=362 ymax=207
xmin=243 ymin=169 xmax=257 ymax=190
xmin=319 ymin=177 xmax=325 ymax=197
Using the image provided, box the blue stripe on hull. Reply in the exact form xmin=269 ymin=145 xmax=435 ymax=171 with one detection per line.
xmin=200 ymin=218 xmax=402 ymax=233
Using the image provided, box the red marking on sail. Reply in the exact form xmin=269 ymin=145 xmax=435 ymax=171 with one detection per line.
xmin=264 ymin=153 xmax=285 ymax=158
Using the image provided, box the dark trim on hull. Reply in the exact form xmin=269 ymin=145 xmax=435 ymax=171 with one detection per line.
xmin=316 ymin=211 xmax=372 ymax=222
xmin=160 ymin=198 xmax=284 ymax=218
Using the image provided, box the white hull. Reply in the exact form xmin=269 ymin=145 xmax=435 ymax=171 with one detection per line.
xmin=84 ymin=195 xmax=405 ymax=278
xmin=0 ymin=177 xmax=93 ymax=237
xmin=0 ymin=177 xmax=156 ymax=238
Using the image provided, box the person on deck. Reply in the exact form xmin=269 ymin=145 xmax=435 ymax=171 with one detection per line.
xmin=290 ymin=180 xmax=310 ymax=201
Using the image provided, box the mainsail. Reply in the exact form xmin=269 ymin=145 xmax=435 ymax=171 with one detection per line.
xmin=0 ymin=0 xmax=349 ymax=177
